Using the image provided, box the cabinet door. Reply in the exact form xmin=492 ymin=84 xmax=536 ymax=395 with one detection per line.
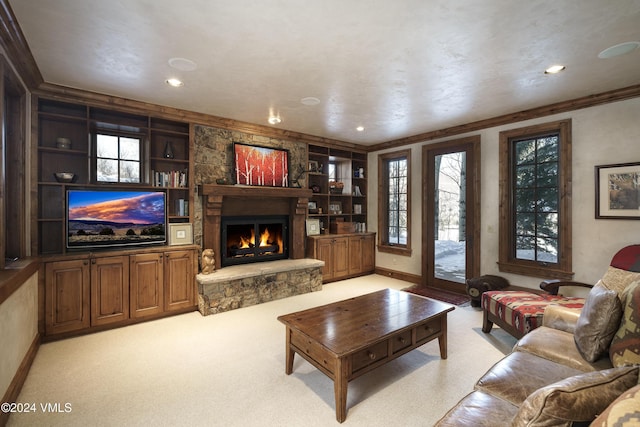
xmin=332 ymin=237 xmax=350 ymax=279
xmin=91 ymin=255 xmax=129 ymax=326
xmin=45 ymin=259 xmax=90 ymax=335
xmin=316 ymin=238 xmax=334 ymax=281
xmin=348 ymin=236 xmax=363 ymax=275
xmin=164 ymin=249 xmax=195 ymax=311
xmin=130 ymin=253 xmax=164 ymax=318
xmin=362 ymin=234 xmax=375 ymax=273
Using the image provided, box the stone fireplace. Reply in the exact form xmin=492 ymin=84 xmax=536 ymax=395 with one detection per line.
xmin=196 ymin=184 xmax=323 ymax=316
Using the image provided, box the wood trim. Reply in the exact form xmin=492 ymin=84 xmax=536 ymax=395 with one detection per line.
xmin=367 ymin=84 xmax=640 ymax=153
xmin=377 ymin=149 xmax=412 ymax=252
xmin=0 ymin=257 xmax=39 ymax=305
xmin=0 ymin=333 xmax=40 ymax=427
xmin=374 ymin=267 xmax=421 ymax=285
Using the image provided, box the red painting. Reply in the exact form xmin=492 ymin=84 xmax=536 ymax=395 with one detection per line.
xmin=234 ymin=143 xmax=289 ymax=187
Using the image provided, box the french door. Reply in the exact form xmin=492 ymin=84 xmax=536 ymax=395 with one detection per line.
xmin=422 ymin=136 xmax=481 ymax=293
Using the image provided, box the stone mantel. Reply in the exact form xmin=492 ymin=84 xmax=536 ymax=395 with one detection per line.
xmin=199 ymin=184 xmax=313 ymax=269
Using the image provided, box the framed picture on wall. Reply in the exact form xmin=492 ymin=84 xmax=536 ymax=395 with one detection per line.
xmin=233 ymin=143 xmax=289 ymax=187
xmin=595 ymin=162 xmax=640 ymax=219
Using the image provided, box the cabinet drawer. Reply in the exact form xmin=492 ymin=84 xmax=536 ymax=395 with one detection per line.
xmin=351 ymin=341 xmax=389 ymax=373
xmin=291 ymin=333 xmax=334 ymax=374
xmin=415 ymin=318 xmax=442 ymax=343
xmin=391 ymin=330 xmax=412 ymax=354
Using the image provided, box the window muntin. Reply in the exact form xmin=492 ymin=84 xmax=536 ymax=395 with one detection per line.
xmin=498 ymin=119 xmax=572 ymax=279
xmin=96 ymin=133 xmax=141 ymax=183
xmin=378 ymin=149 xmax=411 ymax=255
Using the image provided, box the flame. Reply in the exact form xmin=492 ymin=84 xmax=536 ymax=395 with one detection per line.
xmin=236 ymin=227 xmax=283 ymax=254
xmin=239 ymin=229 xmax=255 ymax=248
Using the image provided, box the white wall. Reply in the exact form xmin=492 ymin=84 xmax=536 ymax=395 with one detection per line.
xmin=369 ymin=97 xmax=640 ymax=289
xmin=0 ymin=273 xmax=38 ymax=398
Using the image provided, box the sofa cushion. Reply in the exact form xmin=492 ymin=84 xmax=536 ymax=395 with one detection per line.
xmin=475 ymin=351 xmax=584 ymax=406
xmin=574 ymin=283 xmax=622 ymax=362
xmin=433 ymin=390 xmax=518 ymax=427
xmin=600 ymin=267 xmax=640 ymax=296
xmin=511 ymin=366 xmax=639 ymax=427
xmin=610 ymin=281 xmax=640 ymax=367
xmin=591 ymin=383 xmax=640 ymax=426
xmin=515 ymin=326 xmax=613 ymax=372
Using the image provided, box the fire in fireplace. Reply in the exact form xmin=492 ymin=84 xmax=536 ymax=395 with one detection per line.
xmin=221 ymin=216 xmax=288 ymax=266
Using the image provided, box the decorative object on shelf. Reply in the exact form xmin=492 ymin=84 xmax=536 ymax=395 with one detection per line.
xmin=329 ymin=201 xmax=342 ymax=214
xmin=329 ymin=181 xmax=344 ymax=194
xmin=353 ymin=185 xmax=364 ymax=196
xmin=308 ymin=201 xmax=318 ymax=214
xmin=353 ymin=204 xmax=362 ymax=214
xmin=234 ymin=142 xmax=289 ymax=187
xmin=53 ymin=172 xmax=76 ymax=183
xmin=200 ymin=248 xmax=216 ymax=274
xmin=308 ymin=160 xmax=319 ymax=173
xmin=595 ymin=162 xmax=640 ymax=219
xmin=311 ymin=184 xmax=321 ymax=193
xmin=168 ymin=223 xmax=193 ymax=246
xmin=359 ymin=167 xmax=365 ymax=178
xmin=163 ymin=141 xmax=175 ymax=158
xmin=306 ymin=218 xmax=321 ymax=236
xmin=56 ymin=137 xmax=71 ymax=149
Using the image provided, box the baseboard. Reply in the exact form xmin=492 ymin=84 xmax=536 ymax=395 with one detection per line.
xmin=0 ymin=333 xmax=40 ymax=427
xmin=374 ymin=267 xmax=421 ymax=285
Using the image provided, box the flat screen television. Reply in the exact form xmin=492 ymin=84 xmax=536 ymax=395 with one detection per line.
xmin=67 ymin=189 xmax=167 ymax=249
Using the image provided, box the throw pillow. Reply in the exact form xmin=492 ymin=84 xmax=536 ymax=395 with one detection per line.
xmin=591 ymin=383 xmax=640 ymax=426
xmin=601 ymin=267 xmax=640 ymax=296
xmin=511 ymin=366 xmax=639 ymax=427
xmin=574 ymin=283 xmax=623 ymax=362
xmin=610 ymin=281 xmax=640 ymax=367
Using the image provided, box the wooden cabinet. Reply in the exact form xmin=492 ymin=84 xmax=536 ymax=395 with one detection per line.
xmin=45 ymin=259 xmax=90 ymax=335
xmin=164 ymin=249 xmax=195 ymax=312
xmin=307 ymin=145 xmax=367 ymax=234
xmin=44 ymin=246 xmax=198 ymax=338
xmin=33 ymin=98 xmax=193 ymax=256
xmin=307 ymin=232 xmax=375 ymax=282
xmin=90 ymin=255 xmax=129 ymax=326
xmin=130 ymin=253 xmax=164 ymax=318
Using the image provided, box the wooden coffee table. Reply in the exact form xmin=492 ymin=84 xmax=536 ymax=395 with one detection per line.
xmin=277 ymin=288 xmax=455 ymax=422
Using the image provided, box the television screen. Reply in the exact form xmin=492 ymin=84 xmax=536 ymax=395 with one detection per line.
xmin=67 ymin=189 xmax=167 ymax=249
xmin=234 ymin=143 xmax=289 ymax=187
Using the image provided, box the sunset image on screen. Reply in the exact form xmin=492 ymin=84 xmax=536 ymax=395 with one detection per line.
xmin=67 ymin=190 xmax=166 ymax=248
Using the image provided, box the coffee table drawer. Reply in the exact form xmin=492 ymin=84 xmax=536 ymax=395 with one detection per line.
xmin=391 ymin=330 xmax=412 ymax=354
xmin=415 ymin=318 xmax=442 ymax=342
xmin=352 ymin=340 xmax=389 ymax=373
xmin=291 ymin=333 xmax=334 ymax=373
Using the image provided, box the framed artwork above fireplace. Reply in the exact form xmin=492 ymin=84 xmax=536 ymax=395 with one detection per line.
xmin=233 ymin=142 xmax=290 ymax=187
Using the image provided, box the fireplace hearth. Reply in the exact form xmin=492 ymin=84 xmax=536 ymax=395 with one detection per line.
xmin=222 ymin=215 xmax=288 ymax=266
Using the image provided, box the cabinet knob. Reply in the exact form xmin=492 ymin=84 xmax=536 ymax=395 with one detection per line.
xmin=367 ymin=351 xmax=377 ymax=360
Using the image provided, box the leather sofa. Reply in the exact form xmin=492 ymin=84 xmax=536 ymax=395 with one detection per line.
xmin=435 ymin=245 xmax=640 ymax=426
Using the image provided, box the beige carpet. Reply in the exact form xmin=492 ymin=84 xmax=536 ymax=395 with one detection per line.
xmin=8 ymin=275 xmax=516 ymax=427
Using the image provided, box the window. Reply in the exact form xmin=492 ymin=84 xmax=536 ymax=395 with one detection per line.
xmin=378 ymin=149 xmax=411 ymax=255
xmin=95 ymin=133 xmax=142 ymax=183
xmin=498 ymin=119 xmax=572 ymax=279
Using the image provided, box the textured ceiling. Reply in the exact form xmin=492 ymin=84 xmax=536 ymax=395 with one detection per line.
xmin=8 ymin=0 xmax=640 ymax=145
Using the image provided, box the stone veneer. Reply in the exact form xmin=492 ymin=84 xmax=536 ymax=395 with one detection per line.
xmin=196 ymin=259 xmax=324 ymax=316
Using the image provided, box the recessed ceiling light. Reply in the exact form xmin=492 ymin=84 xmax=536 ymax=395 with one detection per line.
xmin=544 ymin=65 xmax=566 ymax=74
xmin=301 ymin=97 xmax=321 ymax=106
xmin=598 ymin=41 xmax=640 ymax=59
xmin=168 ymin=57 xmax=198 ymax=71
xmin=268 ymin=116 xmax=281 ymax=125
xmin=165 ymin=78 xmax=184 ymax=87
xmin=356 ymin=126 xmax=365 ymax=132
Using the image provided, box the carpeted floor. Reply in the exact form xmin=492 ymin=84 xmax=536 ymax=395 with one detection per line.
xmin=8 ymin=275 xmax=515 ymax=427
xmin=403 ymin=285 xmax=471 ymax=306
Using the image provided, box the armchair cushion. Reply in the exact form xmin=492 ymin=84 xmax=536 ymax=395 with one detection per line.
xmin=574 ymin=283 xmax=622 ymax=362
xmin=511 ymin=366 xmax=639 ymax=427
xmin=610 ymin=281 xmax=640 ymax=367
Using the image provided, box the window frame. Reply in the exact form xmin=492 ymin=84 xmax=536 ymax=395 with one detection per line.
xmin=93 ymin=131 xmax=144 ymax=184
xmin=498 ymin=119 xmax=573 ymax=279
xmin=377 ymin=149 xmax=412 ymax=256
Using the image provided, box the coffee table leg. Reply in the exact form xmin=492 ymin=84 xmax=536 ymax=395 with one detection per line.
xmin=438 ymin=316 xmax=448 ymax=359
xmin=285 ymin=328 xmax=294 ymax=374
xmin=334 ymin=357 xmax=349 ymax=423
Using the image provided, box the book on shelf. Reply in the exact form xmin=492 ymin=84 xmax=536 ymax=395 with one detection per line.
xmin=151 ymin=168 xmax=188 ymax=187
xmin=174 ymin=198 xmax=188 ymax=216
